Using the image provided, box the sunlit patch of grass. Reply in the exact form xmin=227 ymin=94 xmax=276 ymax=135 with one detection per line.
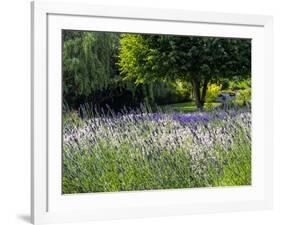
xmin=164 ymin=101 xmax=221 ymax=113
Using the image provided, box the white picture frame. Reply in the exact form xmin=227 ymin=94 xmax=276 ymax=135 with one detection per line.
xmin=31 ymin=1 xmax=273 ymax=224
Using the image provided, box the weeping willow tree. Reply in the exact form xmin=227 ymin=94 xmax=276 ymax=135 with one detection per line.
xmin=63 ymin=31 xmax=192 ymax=110
xmin=63 ymin=31 xmax=113 ymax=105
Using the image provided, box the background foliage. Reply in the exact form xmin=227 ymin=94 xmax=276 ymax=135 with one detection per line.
xmin=63 ymin=30 xmax=251 ymax=111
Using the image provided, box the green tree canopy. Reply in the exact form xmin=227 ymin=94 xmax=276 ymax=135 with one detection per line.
xmin=118 ymin=34 xmax=251 ymax=110
xmin=63 ymin=31 xmax=113 ymax=104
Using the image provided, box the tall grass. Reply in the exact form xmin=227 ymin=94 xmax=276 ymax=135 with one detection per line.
xmin=62 ymin=104 xmax=251 ymax=194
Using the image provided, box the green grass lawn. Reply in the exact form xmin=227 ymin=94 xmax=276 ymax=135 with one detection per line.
xmin=164 ymin=101 xmax=221 ymax=113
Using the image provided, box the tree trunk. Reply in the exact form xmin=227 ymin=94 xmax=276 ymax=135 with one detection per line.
xmin=201 ymin=79 xmax=208 ymax=104
xmin=192 ymin=79 xmax=203 ymax=111
xmin=192 ymin=78 xmax=209 ymax=111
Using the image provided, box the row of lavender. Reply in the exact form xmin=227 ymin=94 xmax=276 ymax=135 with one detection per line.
xmin=63 ymin=107 xmax=251 ymax=193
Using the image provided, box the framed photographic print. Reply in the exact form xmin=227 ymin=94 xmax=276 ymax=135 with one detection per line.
xmin=31 ymin=1 xmax=273 ymax=224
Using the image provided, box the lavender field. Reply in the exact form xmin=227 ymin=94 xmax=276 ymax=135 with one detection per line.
xmin=62 ymin=106 xmax=251 ymax=193
xmin=62 ymin=30 xmax=251 ymax=193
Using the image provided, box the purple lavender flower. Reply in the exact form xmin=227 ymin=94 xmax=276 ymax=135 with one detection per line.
xmin=151 ymin=113 xmax=163 ymax=121
xmin=172 ymin=113 xmax=211 ymax=123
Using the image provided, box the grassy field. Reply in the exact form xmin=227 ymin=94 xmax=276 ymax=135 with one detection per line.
xmin=62 ymin=105 xmax=251 ymax=194
xmin=165 ymin=102 xmax=221 ymax=113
